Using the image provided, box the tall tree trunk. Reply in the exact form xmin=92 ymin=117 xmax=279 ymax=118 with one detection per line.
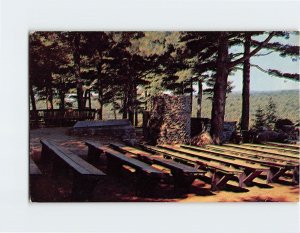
xmin=122 ymin=89 xmax=128 ymax=119
xmin=73 ymin=33 xmax=84 ymax=110
xmin=128 ymin=83 xmax=134 ymax=125
xmin=45 ymin=86 xmax=49 ymax=110
xmin=190 ymin=77 xmax=193 ymax=111
xmin=59 ymin=80 xmax=65 ymax=110
xmin=98 ymin=86 xmax=103 ymax=120
xmin=144 ymin=89 xmax=148 ymax=110
xmin=29 ymin=81 xmax=36 ymax=111
xmin=59 ymin=89 xmax=65 ymax=110
xmin=197 ymin=79 xmax=203 ymax=118
xmin=84 ymin=90 xmax=88 ymax=108
xmin=210 ymin=32 xmax=229 ymax=145
xmin=134 ymin=85 xmax=138 ymax=126
xmin=112 ymin=95 xmax=117 ymax=119
xmin=134 ymin=110 xmax=138 ymax=126
xmin=88 ymin=90 xmax=91 ymax=110
xmin=96 ymin=64 xmax=104 ymax=120
xmin=46 ymin=86 xmax=53 ymax=110
xmin=241 ymin=34 xmax=251 ymax=131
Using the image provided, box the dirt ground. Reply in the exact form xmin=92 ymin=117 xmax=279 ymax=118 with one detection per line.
xmin=29 ymin=127 xmax=299 ymax=202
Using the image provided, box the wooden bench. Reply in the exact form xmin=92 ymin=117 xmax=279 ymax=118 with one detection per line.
xmin=40 ymin=140 xmax=105 ymax=201
xmin=85 ymin=141 xmax=165 ymax=196
xmin=224 ymin=144 xmax=300 ymax=160
xmin=206 ymin=145 xmax=298 ymax=163
xmin=223 ymin=144 xmax=299 ymax=162
xmin=109 ymin=143 xmax=206 ymax=193
xmin=29 ymin=158 xmax=42 ymax=201
xmin=137 ymin=144 xmax=247 ymax=191
xmin=243 ymin=143 xmax=299 ymax=154
xmin=206 ymin=144 xmax=299 ymax=164
xmin=157 ymin=145 xmax=270 ymax=187
xmin=265 ymin=142 xmax=300 ymax=150
xmin=30 ymin=158 xmax=42 ymax=176
xmin=184 ymin=144 xmax=299 ymax=183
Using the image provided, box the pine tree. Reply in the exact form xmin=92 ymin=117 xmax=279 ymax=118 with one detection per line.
xmin=240 ymin=31 xmax=299 ymax=131
xmin=253 ymin=105 xmax=267 ymax=129
xmin=266 ymin=97 xmax=277 ymax=127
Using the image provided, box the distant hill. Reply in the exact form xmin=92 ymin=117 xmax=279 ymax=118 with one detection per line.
xmin=193 ymin=89 xmax=300 ymax=125
xmin=35 ymin=89 xmax=299 ymax=126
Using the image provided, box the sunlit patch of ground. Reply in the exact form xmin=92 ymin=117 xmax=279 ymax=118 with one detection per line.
xmin=30 ymin=127 xmax=299 ymax=202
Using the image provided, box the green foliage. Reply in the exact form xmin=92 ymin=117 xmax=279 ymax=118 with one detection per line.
xmin=192 ymin=90 xmax=299 ymax=125
xmin=29 ymin=31 xmax=299 ymax=127
xmin=253 ymin=105 xmax=267 ymax=129
xmin=266 ymin=97 xmax=277 ymax=127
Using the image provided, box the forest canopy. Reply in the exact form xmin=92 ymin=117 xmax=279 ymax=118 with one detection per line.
xmin=29 ymin=31 xmax=300 ymax=144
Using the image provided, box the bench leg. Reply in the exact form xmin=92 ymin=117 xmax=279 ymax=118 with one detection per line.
xmin=172 ymin=172 xmax=195 ymax=194
xmin=238 ymin=173 xmax=247 ymax=188
xmin=242 ymin=170 xmax=263 ymax=186
xmin=87 ymin=146 xmax=101 ymax=163
xmin=106 ymin=157 xmax=123 ymax=175
xmin=40 ymin=145 xmax=50 ymax=161
xmin=267 ymin=167 xmax=288 ymax=183
xmin=211 ymin=172 xmax=233 ymax=191
xmin=71 ymin=174 xmax=100 ymax=201
xmin=292 ymin=167 xmax=299 ymax=184
xmin=135 ymin=172 xmax=160 ymax=197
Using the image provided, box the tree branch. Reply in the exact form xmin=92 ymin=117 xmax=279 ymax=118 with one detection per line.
xmin=254 ymin=51 xmax=274 ymax=57
xmin=251 ymin=64 xmax=269 ymax=73
xmin=229 ymin=31 xmax=275 ymax=69
xmin=251 ymin=64 xmax=300 ymax=81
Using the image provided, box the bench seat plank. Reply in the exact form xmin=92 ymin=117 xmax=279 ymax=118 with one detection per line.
xmin=224 ymin=144 xmax=299 ymax=160
xmin=265 ymin=142 xmax=300 ymax=150
xmin=143 ymin=144 xmax=242 ymax=174
xmin=206 ymin=145 xmax=299 ymax=164
xmin=109 ymin=143 xmax=205 ymax=174
xmin=139 ymin=144 xmax=247 ymax=190
xmin=183 ymin=144 xmax=297 ymax=169
xmin=41 ymin=140 xmax=105 ymax=175
xmin=221 ymin=144 xmax=299 ymax=163
xmin=86 ymin=141 xmax=163 ymax=176
xmin=104 ymin=147 xmax=164 ymax=176
xmin=184 ymin=144 xmax=299 ymax=183
xmin=161 ymin=145 xmax=269 ymax=172
xmin=244 ymin=143 xmax=299 ymax=154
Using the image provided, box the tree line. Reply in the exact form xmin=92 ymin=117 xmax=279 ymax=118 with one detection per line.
xmin=29 ymin=31 xmax=299 ymax=144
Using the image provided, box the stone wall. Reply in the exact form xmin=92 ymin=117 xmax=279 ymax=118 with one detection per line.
xmin=68 ymin=119 xmax=136 ymax=142
xmin=144 ymin=94 xmax=191 ymax=145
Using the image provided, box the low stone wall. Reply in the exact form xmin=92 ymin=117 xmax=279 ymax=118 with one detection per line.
xmin=144 ymin=94 xmax=191 ymax=145
xmin=68 ymin=119 xmax=136 ymax=141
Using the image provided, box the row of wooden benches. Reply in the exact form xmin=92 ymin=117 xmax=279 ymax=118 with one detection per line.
xmin=93 ymin=142 xmax=299 ymax=190
xmin=32 ymin=140 xmax=204 ymax=200
xmin=30 ymin=140 xmax=299 ymax=201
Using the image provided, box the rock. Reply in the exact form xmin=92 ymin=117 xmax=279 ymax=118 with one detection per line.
xmin=255 ymin=130 xmax=289 ymax=143
xmin=190 ymin=132 xmax=213 ymax=147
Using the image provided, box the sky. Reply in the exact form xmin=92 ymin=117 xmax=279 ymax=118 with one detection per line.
xmin=228 ymin=32 xmax=299 ymax=92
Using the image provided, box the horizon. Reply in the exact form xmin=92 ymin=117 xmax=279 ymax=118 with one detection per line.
xmin=230 ymin=89 xmax=300 ymax=94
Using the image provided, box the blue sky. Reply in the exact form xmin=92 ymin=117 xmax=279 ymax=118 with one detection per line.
xmin=228 ymin=32 xmax=299 ymax=92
